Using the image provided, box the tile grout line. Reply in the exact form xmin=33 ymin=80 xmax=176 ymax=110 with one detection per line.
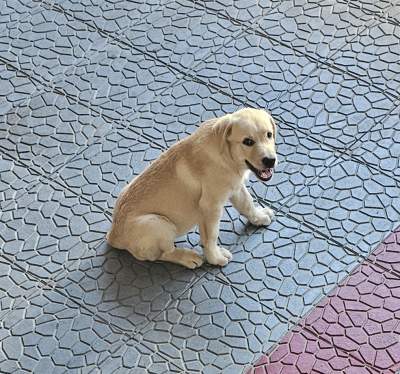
xmin=6 ymin=49 xmax=387 ymax=238
xmin=4 ymin=0 xmax=397 ymax=182
xmin=36 ymin=0 xmax=250 ymax=91
xmin=278 ymin=208 xmax=400 ymax=280
xmin=244 ymin=249 xmax=388 ymax=372
xmin=301 ymin=324 xmax=382 ymax=373
xmin=295 ymin=252 xmax=394 ymax=373
xmin=0 ymin=144 xmax=114 ymax=216
xmin=0 ymin=54 xmax=178 ymax=170
xmin=2 ymin=3 xmax=397 ymax=184
xmin=0 ymin=254 xmax=50 ymax=321
xmin=1 ymin=53 xmax=310 ymax=265
xmin=190 ymin=0 xmax=399 ymax=102
xmin=42 ymin=264 xmax=139 ymax=339
xmin=34 ymin=0 xmax=400 ymax=151
xmin=2 ymin=50 xmax=399 ymax=282
xmin=0 ymin=0 xmax=46 ymax=36
xmin=338 ymin=0 xmax=400 ymax=27
xmin=3 ymin=0 xmax=400 ymax=330
xmin=0 ymin=249 xmax=114 ymax=333
xmin=1 ymin=1 xmax=399 ymax=371
xmin=134 ymin=269 xmax=211 ymax=336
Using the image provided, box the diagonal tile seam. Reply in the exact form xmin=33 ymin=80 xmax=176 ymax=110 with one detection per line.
xmin=25 ymin=152 xmax=400 ymax=366
xmin=213 ymin=255 xmax=368 ymax=374
xmin=216 ymin=242 xmax=364 ymax=320
xmin=278 ymin=205 xmax=400 ymax=281
xmin=251 ymin=267 xmax=400 ymax=374
xmin=0 ymin=50 xmax=305 ymax=251
xmin=0 ymin=179 xmax=108 ymax=283
xmin=337 ymin=0 xmax=400 ymax=27
xmin=29 ymin=252 xmax=143 ymax=340
xmin=0 ymin=57 xmax=179 ymax=183
xmin=241 ymin=265 xmax=372 ymax=373
xmin=0 ymin=0 xmax=47 ymax=36
xmin=4 ymin=0 xmax=393 ymax=167
xmin=131 ymin=340 xmax=187 ymax=373
xmin=0 ymin=147 xmax=44 ymax=211
xmin=122 ymin=268 xmax=211 ymax=337
xmin=188 ymin=0 xmax=284 ymax=28
xmin=1 ymin=0 xmax=398 ymax=306
xmin=340 ymin=100 xmax=400 ymax=150
xmin=36 ymin=0 xmax=266 ymax=113
xmin=270 ymin=139 xmax=400 ymax=271
xmin=0 ymin=253 xmax=50 ymax=321
xmin=328 ymin=101 xmax=400 ymax=185
xmin=9 ymin=0 xmax=399 ymax=169
xmin=254 ymin=24 xmax=400 ymax=101
xmin=1 ymin=14 xmax=397 ymax=281
xmin=184 ymin=0 xmax=398 ymax=108
xmin=243 ymin=258 xmax=381 ymax=374
xmin=131 ymin=270 xmax=293 ymax=370
xmin=0 ymin=56 xmax=176 ymax=153
xmin=36 ymin=0 xmax=251 ymax=89
xmin=0 ymin=248 xmax=137 ymax=367
xmin=301 ymin=325 xmax=383 ymax=374
xmin=31 ymin=0 xmax=337 ymax=135
xmin=0 ymin=147 xmax=116 ymax=223
xmin=221 ymin=149 xmax=400 ymax=324
xmin=1 ymin=148 xmax=394 ymax=369
xmin=189 ymin=0 xmax=400 ymax=103
xmin=0 ymin=57 xmax=47 ymax=95
xmin=279 ymin=251 xmax=394 ymax=374
xmin=342 ymin=100 xmax=400 ymax=180
xmin=0 ymin=266 xmax=137 ymax=364
xmin=0 ymin=2 xmax=396 ymax=370
xmin=35 ymin=0 xmax=193 ymax=90
xmin=29 ymin=231 xmax=212 ymax=343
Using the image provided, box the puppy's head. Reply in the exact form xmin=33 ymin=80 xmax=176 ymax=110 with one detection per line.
xmin=215 ymin=108 xmax=277 ymax=181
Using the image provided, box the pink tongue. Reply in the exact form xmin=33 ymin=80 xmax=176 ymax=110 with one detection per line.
xmin=260 ymin=169 xmax=272 ymax=179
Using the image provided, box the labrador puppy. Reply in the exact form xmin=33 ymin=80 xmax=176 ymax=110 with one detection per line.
xmin=107 ymin=108 xmax=277 ymax=268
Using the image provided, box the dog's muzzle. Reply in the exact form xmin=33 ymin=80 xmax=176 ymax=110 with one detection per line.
xmin=245 ymin=160 xmax=274 ymax=182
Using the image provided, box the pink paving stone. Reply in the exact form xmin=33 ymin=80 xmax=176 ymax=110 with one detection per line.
xmin=248 ymin=227 xmax=400 ymax=373
xmin=248 ymin=328 xmax=374 ymax=374
xmin=301 ymin=262 xmax=400 ymax=372
xmin=368 ymin=228 xmax=400 ymax=274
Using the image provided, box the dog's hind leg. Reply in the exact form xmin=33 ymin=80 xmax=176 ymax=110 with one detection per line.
xmin=121 ymin=214 xmax=204 ymax=269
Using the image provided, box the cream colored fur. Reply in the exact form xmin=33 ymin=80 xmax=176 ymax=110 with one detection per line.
xmin=107 ymin=108 xmax=277 ymax=268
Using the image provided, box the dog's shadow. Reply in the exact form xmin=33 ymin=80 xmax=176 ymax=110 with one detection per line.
xmin=86 ymin=217 xmax=259 ymax=330
xmin=78 ymin=237 xmax=208 ymax=329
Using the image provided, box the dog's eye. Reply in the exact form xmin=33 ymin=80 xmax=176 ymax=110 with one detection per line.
xmin=267 ymin=132 xmax=273 ymax=139
xmin=243 ymin=138 xmax=255 ymax=146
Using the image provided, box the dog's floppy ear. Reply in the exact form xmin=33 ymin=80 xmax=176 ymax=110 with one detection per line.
xmin=213 ymin=113 xmax=233 ymax=152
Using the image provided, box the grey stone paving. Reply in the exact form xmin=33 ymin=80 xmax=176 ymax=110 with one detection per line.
xmin=0 ymin=0 xmax=399 ymax=372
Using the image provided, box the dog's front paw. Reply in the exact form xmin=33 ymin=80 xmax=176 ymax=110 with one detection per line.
xmin=206 ymin=246 xmax=232 ymax=267
xmin=249 ymin=206 xmax=275 ymax=226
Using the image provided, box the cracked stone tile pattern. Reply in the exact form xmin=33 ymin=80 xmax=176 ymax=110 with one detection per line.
xmin=250 ymin=258 xmax=400 ymax=373
xmin=0 ymin=0 xmax=399 ymax=372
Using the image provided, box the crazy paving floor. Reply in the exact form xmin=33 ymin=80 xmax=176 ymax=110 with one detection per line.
xmin=0 ymin=0 xmax=400 ymax=373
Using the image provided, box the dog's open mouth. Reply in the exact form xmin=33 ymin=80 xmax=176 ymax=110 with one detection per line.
xmin=245 ymin=160 xmax=273 ymax=182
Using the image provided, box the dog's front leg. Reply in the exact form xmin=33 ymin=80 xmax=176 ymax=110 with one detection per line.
xmin=199 ymin=197 xmax=232 ymax=266
xmin=231 ymin=184 xmax=274 ymax=226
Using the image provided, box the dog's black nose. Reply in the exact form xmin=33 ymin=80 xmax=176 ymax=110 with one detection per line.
xmin=262 ymin=157 xmax=276 ymax=168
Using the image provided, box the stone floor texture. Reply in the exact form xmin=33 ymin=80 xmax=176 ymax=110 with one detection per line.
xmin=0 ymin=0 xmax=399 ymax=373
